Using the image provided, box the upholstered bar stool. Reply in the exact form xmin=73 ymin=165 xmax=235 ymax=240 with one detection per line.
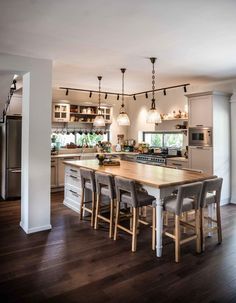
xmin=200 ymin=177 xmax=223 ymax=251
xmin=163 ymin=182 xmax=203 ymax=262
xmin=94 ymin=172 xmax=116 ymax=238
xmin=79 ymin=168 xmax=96 ymax=227
xmin=114 ymin=176 xmax=156 ymax=252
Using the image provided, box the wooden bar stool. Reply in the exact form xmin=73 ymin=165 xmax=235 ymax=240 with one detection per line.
xmin=114 ymin=176 xmax=156 ymax=252
xmin=94 ymin=172 xmax=116 ymax=238
xmin=200 ymin=177 xmax=223 ymax=251
xmin=163 ymin=182 xmax=203 ymax=262
xmin=79 ymin=168 xmax=96 ymax=227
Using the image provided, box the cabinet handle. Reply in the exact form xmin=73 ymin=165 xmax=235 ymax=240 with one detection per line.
xmin=196 ymin=124 xmax=203 ymax=126
xmin=196 ymin=147 xmax=203 ymax=149
xmin=70 ymin=169 xmax=78 ymax=173
xmin=70 ymin=175 xmax=78 ymax=179
xmin=172 ymin=163 xmax=182 ymax=166
xmin=69 ymin=189 xmax=78 ymax=197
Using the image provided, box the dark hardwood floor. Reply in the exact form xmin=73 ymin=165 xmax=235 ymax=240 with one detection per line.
xmin=0 ymin=193 xmax=236 ymax=303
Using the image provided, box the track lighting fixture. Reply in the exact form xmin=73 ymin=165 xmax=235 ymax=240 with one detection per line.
xmin=65 ymin=88 xmax=69 ymax=96
xmin=117 ymin=94 xmax=119 ymax=100
xmin=146 ymin=57 xmax=162 ymax=124
xmin=60 ymin=83 xmax=190 ymax=100
xmin=117 ymin=68 xmax=130 ymax=126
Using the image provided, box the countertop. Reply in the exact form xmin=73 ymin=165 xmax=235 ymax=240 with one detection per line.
xmin=51 ymin=152 xmax=139 ymax=158
xmin=63 ymin=159 xmax=213 ymax=189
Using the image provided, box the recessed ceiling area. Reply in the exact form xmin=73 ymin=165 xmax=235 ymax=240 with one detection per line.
xmin=0 ymin=0 xmax=236 ymax=92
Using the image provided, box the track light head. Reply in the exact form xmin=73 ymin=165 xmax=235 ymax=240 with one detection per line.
xmin=145 ymin=92 xmax=148 ymax=99
xmin=117 ymin=94 xmax=120 ymax=100
xmin=163 ymin=89 xmax=166 ymax=96
xmin=65 ymin=88 xmax=69 ymax=96
xmin=133 ymin=95 xmax=136 ymax=101
xmin=184 ymin=86 xmax=187 ymax=93
xmin=105 ymin=93 xmax=108 ymax=99
xmin=89 ymin=91 xmax=92 ymax=98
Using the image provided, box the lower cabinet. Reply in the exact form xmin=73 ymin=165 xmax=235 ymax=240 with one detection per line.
xmin=63 ymin=164 xmax=91 ymax=214
xmin=166 ymin=159 xmax=189 ymax=169
xmin=188 ymin=146 xmax=213 ymax=174
xmin=51 ymin=156 xmax=80 ymax=190
xmin=51 ymin=159 xmax=58 ymax=188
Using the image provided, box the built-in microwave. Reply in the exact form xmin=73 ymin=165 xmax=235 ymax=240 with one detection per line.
xmin=188 ymin=127 xmax=213 ymax=147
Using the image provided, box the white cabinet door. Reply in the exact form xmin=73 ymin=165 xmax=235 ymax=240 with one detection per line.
xmin=52 ymin=103 xmax=70 ymax=122
xmin=189 ymin=146 xmax=213 ymax=174
xmin=188 ymin=96 xmax=213 ymax=127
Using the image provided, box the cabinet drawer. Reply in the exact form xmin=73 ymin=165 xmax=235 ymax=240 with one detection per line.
xmin=166 ymin=160 xmax=189 ymax=169
xmin=65 ymin=173 xmax=81 ymax=189
xmin=65 ymin=186 xmax=81 ymax=202
xmin=65 ymin=165 xmax=80 ymax=176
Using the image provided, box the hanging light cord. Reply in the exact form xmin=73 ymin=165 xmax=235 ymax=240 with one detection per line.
xmin=121 ymin=68 xmax=126 ymax=109
xmin=150 ymin=57 xmax=156 ymax=110
xmin=98 ymin=76 xmax=102 ymax=110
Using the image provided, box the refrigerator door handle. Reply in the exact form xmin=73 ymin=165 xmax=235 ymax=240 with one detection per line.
xmin=11 ymin=169 xmax=21 ymax=173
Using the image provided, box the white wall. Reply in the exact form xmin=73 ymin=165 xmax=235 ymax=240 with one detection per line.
xmin=0 ymin=53 xmax=52 ymax=233
xmin=126 ymin=89 xmax=188 ymax=143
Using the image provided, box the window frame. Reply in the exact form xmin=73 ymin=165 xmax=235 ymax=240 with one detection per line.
xmin=142 ymin=131 xmax=184 ymax=148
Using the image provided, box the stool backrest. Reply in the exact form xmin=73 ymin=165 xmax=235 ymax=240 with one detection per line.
xmin=95 ymin=172 xmax=115 ymax=199
xmin=176 ymin=182 xmax=203 ymax=215
xmin=115 ymin=176 xmax=137 ymax=207
xmin=200 ymin=178 xmax=223 ymax=208
xmin=80 ymin=168 xmax=96 ymax=192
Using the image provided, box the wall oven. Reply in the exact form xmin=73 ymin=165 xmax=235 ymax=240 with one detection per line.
xmin=188 ymin=127 xmax=213 ymax=147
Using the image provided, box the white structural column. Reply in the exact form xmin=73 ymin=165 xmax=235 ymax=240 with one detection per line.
xmin=0 ymin=53 xmax=52 ymax=233
xmin=230 ymin=90 xmax=236 ymax=204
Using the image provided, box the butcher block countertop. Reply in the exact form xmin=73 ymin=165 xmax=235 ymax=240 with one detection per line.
xmin=64 ymin=159 xmax=215 ymax=189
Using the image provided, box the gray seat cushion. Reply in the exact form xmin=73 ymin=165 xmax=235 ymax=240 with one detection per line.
xmin=120 ymin=191 xmax=155 ymax=207
xmin=100 ymin=185 xmax=116 ymax=198
xmin=85 ymin=180 xmax=93 ymax=191
xmin=205 ymin=192 xmax=216 ymax=205
xmin=164 ymin=196 xmax=195 ymax=214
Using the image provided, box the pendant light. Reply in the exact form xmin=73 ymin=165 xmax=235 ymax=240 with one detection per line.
xmin=146 ymin=57 xmax=162 ymax=124
xmin=93 ymin=76 xmax=106 ymax=127
xmin=117 ymin=68 xmax=130 ymax=126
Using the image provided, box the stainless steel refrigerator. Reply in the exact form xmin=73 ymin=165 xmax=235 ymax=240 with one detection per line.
xmin=0 ymin=116 xmax=22 ymax=200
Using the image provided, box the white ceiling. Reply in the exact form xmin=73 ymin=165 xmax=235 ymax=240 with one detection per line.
xmin=0 ymin=0 xmax=236 ymax=92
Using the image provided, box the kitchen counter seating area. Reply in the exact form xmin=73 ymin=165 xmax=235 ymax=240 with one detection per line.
xmin=63 ymin=159 xmax=218 ymax=261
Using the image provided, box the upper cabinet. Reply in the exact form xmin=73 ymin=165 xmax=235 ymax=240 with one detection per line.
xmin=187 ymin=94 xmax=213 ymax=127
xmin=52 ymin=103 xmax=112 ymax=124
xmin=52 ymin=103 xmax=70 ymax=122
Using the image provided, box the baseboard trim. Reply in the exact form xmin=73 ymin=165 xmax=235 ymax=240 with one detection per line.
xmin=63 ymin=200 xmax=80 ymax=214
xmin=20 ymin=221 xmax=52 ymax=234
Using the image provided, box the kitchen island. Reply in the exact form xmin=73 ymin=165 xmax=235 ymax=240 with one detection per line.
xmin=63 ymin=159 xmax=215 ymax=257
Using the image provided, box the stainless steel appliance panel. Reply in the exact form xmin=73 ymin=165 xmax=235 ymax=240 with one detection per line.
xmin=6 ymin=118 xmax=22 ymax=168
xmin=188 ymin=127 xmax=212 ymax=147
xmin=6 ymin=168 xmax=21 ymax=198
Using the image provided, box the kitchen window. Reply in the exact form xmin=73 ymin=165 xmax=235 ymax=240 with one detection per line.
xmin=51 ymin=131 xmax=109 ymax=148
xmin=143 ymin=132 xmax=184 ymax=148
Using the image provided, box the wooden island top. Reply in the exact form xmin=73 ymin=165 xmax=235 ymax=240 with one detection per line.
xmin=64 ymin=159 xmax=216 ymax=189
